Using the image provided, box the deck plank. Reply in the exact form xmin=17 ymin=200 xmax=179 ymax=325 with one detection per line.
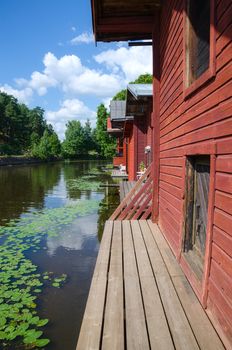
xmin=146 ymin=221 xmax=200 ymax=350
xmin=77 ymin=220 xmax=225 ymax=350
xmin=147 ymin=220 xmax=184 ymax=277
xmin=172 ymin=275 xmax=225 ymax=350
xmin=122 ymin=220 xmax=150 ymax=350
xmin=131 ymin=221 xmax=175 ymax=350
xmin=102 ymin=221 xmax=124 ymax=350
xmin=76 ymin=221 xmax=113 ymax=350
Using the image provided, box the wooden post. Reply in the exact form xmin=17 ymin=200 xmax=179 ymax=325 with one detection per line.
xmin=152 ymin=10 xmax=160 ymax=223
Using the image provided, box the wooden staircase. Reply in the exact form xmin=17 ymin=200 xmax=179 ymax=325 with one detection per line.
xmin=110 ymin=164 xmax=153 ymax=220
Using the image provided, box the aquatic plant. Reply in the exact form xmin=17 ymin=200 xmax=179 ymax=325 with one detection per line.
xmin=66 ymin=175 xmax=101 ymax=191
xmin=0 ymin=200 xmax=99 ymax=348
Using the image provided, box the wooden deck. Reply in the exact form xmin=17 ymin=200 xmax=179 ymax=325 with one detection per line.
xmin=119 ymin=180 xmax=136 ymax=202
xmin=110 ymin=165 xmax=153 ymax=220
xmin=111 ymin=169 xmax=128 ymax=179
xmin=76 ymin=220 xmax=225 ymax=350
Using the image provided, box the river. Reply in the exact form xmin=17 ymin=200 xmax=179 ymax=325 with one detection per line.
xmin=0 ymin=160 xmax=119 ymax=350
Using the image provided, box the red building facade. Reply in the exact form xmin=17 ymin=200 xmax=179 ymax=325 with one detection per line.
xmin=108 ymin=85 xmax=153 ymax=180
xmin=92 ymin=0 xmax=232 ymax=346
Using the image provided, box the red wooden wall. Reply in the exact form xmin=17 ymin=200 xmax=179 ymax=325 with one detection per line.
xmin=128 ymin=127 xmax=135 ymax=181
xmin=113 ymin=138 xmax=127 ymax=167
xmin=156 ymin=0 xmax=232 ymax=345
xmin=127 ymin=110 xmax=153 ymax=181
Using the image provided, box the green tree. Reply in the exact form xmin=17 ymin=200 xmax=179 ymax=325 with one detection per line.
xmin=133 ymin=73 xmax=152 ymax=84
xmin=0 ymin=92 xmax=49 ymax=155
xmin=83 ymin=119 xmax=93 ymax=153
xmin=112 ymin=89 xmax=127 ymax=101
xmin=32 ymin=129 xmax=61 ymax=160
xmin=62 ymin=120 xmax=85 ymax=158
xmin=95 ymin=104 xmax=116 ymax=158
xmin=112 ymin=73 xmax=153 ymax=101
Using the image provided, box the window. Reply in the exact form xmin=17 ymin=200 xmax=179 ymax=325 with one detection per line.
xmin=184 ymin=0 xmax=215 ymax=97
xmin=183 ymin=156 xmax=210 ymax=279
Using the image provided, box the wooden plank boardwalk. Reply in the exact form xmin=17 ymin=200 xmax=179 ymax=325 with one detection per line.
xmin=76 ymin=220 xmax=225 ymax=350
xmin=119 ymin=180 xmax=136 ymax=202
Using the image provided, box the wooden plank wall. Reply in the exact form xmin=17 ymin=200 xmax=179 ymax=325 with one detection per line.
xmin=128 ymin=127 xmax=135 ymax=180
xmin=113 ymin=139 xmax=127 ymax=167
xmin=135 ymin=116 xmax=147 ymax=170
xmin=158 ymin=0 xmax=232 ymax=344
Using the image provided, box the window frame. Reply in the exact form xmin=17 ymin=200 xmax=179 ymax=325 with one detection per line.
xmin=183 ymin=0 xmax=216 ymax=99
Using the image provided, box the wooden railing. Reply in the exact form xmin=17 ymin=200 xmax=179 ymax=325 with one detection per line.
xmin=110 ymin=163 xmax=153 ymax=220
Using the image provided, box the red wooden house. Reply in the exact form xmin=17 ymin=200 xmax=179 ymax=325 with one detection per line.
xmin=107 ymin=100 xmax=132 ymax=171
xmin=92 ymin=0 xmax=232 ymax=346
xmin=108 ymin=84 xmax=153 ymax=180
xmin=126 ymin=84 xmax=153 ymax=180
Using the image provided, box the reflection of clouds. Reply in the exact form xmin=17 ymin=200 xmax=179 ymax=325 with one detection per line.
xmin=46 ymin=214 xmax=98 ymax=256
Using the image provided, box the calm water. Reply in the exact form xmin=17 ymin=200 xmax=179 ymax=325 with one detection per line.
xmin=0 ymin=161 xmax=119 ymax=350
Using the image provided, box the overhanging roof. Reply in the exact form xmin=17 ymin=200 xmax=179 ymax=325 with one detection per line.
xmin=128 ymin=84 xmax=153 ymax=99
xmin=126 ymin=84 xmax=153 ymax=117
xmin=110 ymin=101 xmax=126 ymax=120
xmin=91 ymin=0 xmax=161 ymax=42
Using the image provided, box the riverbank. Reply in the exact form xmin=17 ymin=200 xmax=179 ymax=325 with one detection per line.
xmin=0 ymin=155 xmax=111 ymax=167
xmin=0 ymin=156 xmax=48 ymax=167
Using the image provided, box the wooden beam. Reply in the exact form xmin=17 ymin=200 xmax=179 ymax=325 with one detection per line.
xmin=128 ymin=41 xmax=152 ymax=46
xmin=96 ymin=22 xmax=153 ymax=34
xmin=152 ymin=11 xmax=161 ymax=223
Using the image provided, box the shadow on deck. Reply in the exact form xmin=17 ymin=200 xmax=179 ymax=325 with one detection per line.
xmin=76 ymin=220 xmax=225 ymax=350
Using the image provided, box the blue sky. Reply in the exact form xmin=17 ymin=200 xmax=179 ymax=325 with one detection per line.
xmin=0 ymin=0 xmax=152 ymax=139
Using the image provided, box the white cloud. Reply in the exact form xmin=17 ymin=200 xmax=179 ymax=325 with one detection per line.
xmin=71 ymin=26 xmax=76 ymax=32
xmin=94 ymin=46 xmax=152 ymax=82
xmin=46 ymin=98 xmax=96 ymax=140
xmin=67 ymin=69 xmax=122 ymax=96
xmin=0 ymin=45 xmax=152 ymax=112
xmin=70 ymin=32 xmax=94 ymax=45
xmin=0 ymin=84 xmax=33 ymax=103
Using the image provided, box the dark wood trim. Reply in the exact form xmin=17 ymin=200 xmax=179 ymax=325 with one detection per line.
xmin=134 ymin=122 xmax=138 ymax=180
xmin=152 ymin=11 xmax=161 ymax=223
xmin=128 ymin=41 xmax=152 ymax=47
xmin=180 ymin=149 xmax=217 ymax=304
xmin=202 ymin=154 xmax=216 ymax=307
xmin=183 ymin=0 xmax=216 ymax=99
xmin=177 ymin=156 xmax=188 ymax=262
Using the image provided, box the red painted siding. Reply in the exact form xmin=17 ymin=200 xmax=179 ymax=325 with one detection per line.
xmin=128 ymin=127 xmax=135 ymax=181
xmin=113 ymin=138 xmax=127 ymax=167
xmin=156 ymin=0 xmax=232 ymax=344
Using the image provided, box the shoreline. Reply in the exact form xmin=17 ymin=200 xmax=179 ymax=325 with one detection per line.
xmin=0 ymin=156 xmax=109 ymax=167
xmin=0 ymin=156 xmax=57 ymax=167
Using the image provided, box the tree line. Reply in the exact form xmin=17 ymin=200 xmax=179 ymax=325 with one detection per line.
xmin=0 ymin=91 xmax=115 ymax=160
xmin=0 ymin=74 xmax=152 ymax=160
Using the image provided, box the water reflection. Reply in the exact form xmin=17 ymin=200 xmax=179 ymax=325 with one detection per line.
xmin=46 ymin=214 xmax=98 ymax=256
xmin=0 ymin=160 xmax=120 ymax=350
xmin=0 ymin=163 xmax=61 ymax=225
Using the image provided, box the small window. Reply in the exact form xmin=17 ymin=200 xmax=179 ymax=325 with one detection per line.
xmin=186 ymin=0 xmax=211 ymax=87
xmin=183 ymin=156 xmax=210 ymax=279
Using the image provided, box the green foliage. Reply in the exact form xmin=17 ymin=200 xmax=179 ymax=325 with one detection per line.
xmin=132 ymin=73 xmax=152 ymax=84
xmin=112 ymin=73 xmax=153 ymax=101
xmin=62 ymin=120 xmax=85 ymax=158
xmin=0 ymin=92 xmax=50 ymax=156
xmin=32 ymin=129 xmax=61 ymax=160
xmin=112 ymin=89 xmax=127 ymax=101
xmin=62 ymin=119 xmax=98 ymax=158
xmin=95 ymin=104 xmax=116 ymax=158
